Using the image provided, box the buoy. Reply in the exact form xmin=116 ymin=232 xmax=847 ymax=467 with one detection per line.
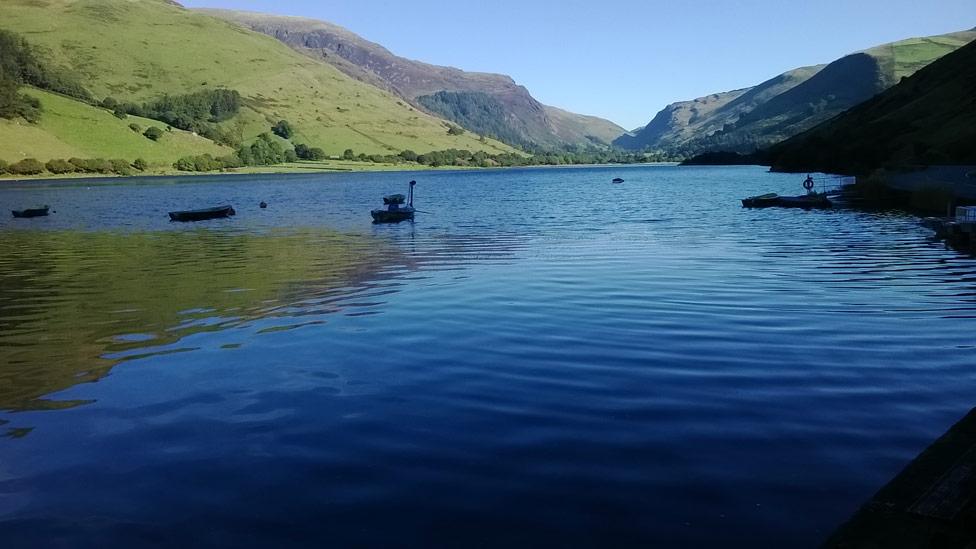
xmin=259 ymin=201 xmax=267 ymax=209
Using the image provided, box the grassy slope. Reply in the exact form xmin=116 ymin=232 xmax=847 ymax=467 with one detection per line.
xmin=617 ymin=29 xmax=975 ymax=153
xmin=866 ymin=32 xmax=976 ymax=83
xmin=612 ymin=88 xmax=751 ymax=150
xmin=0 ymin=88 xmax=230 ymax=164
xmin=543 ymin=105 xmax=627 ymax=146
xmin=0 ymin=0 xmax=515 ymax=158
xmin=200 ymin=9 xmax=625 ymax=150
xmin=767 ymin=40 xmax=976 ymax=174
xmin=729 ymin=31 xmax=976 ymax=141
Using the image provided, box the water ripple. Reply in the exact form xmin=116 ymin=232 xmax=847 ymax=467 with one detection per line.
xmin=1 ymin=166 xmax=976 ymax=546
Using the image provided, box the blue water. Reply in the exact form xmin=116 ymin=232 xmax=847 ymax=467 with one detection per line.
xmin=1 ymin=165 xmax=975 ymax=547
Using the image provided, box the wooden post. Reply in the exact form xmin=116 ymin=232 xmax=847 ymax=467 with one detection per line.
xmin=409 ymin=180 xmax=416 ymax=207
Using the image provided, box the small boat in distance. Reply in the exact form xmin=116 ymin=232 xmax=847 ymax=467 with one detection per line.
xmin=168 ymin=205 xmax=236 ymax=222
xmin=612 ymin=178 xmax=625 ymax=184
xmin=372 ymin=181 xmax=416 ymax=223
xmin=12 ymin=205 xmax=50 ymax=218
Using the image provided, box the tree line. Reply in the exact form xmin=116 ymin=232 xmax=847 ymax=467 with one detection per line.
xmin=338 ymin=147 xmax=664 ymax=168
xmin=105 ymin=89 xmax=243 ymax=147
xmin=0 ymin=30 xmax=92 ymax=122
xmin=0 ymin=157 xmax=149 ymax=176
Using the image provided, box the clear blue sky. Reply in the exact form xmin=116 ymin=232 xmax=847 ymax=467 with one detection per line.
xmin=182 ymin=0 xmax=975 ymax=129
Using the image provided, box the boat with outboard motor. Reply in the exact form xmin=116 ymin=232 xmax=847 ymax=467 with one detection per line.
xmin=372 ymin=181 xmax=417 ymax=223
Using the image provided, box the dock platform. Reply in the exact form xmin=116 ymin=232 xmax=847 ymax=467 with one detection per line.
xmin=824 ymin=407 xmax=976 ymax=548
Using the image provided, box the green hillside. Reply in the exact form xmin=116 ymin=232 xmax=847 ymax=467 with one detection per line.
xmin=0 ymin=0 xmax=515 ymax=160
xmin=766 ymin=39 xmax=976 ymax=174
xmin=543 ymin=105 xmax=629 ymax=147
xmin=616 ymin=29 xmax=976 ymax=155
xmin=198 ymin=8 xmax=626 ymax=151
xmin=0 ymin=88 xmax=230 ymax=165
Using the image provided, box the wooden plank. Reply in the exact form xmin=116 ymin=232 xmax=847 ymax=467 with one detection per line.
xmin=909 ymin=445 xmax=976 ymax=520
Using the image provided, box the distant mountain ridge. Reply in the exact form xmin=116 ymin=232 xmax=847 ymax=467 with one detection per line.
xmin=766 ymin=38 xmax=976 ymax=174
xmin=616 ymin=29 xmax=976 ymax=155
xmin=198 ymin=9 xmax=626 ymax=150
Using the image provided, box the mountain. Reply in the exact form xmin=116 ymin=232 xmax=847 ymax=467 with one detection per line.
xmin=766 ymin=38 xmax=976 ymax=174
xmin=0 ymin=0 xmax=516 ymax=165
xmin=616 ymin=29 xmax=976 ymax=154
xmin=197 ymin=9 xmax=626 ymax=150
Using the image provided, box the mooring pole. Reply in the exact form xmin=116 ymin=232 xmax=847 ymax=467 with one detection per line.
xmin=409 ymin=180 xmax=416 ymax=207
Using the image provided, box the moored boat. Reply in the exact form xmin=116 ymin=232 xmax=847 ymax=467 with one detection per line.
xmin=12 ymin=206 xmax=50 ymax=218
xmin=371 ymin=206 xmax=415 ymax=223
xmin=168 ymin=205 xmax=236 ymax=222
xmin=741 ymin=193 xmax=780 ymax=208
xmin=372 ymin=181 xmax=417 ymax=223
xmin=612 ymin=178 xmax=625 ymax=184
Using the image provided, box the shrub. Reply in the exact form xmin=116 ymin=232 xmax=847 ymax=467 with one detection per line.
xmin=110 ymin=158 xmax=131 ymax=175
xmin=272 ymin=119 xmax=293 ymax=139
xmin=0 ymin=159 xmax=8 ymax=174
xmin=174 ymin=154 xmax=225 ymax=172
xmin=132 ymin=158 xmax=148 ymax=171
xmin=284 ymin=149 xmax=298 ymax=163
xmin=342 ymin=149 xmax=355 ymax=161
xmin=218 ymin=154 xmax=243 ymax=169
xmin=128 ymin=123 xmax=141 ymax=133
xmin=236 ymin=133 xmax=287 ymax=166
xmin=136 ymin=89 xmax=241 ymax=128
xmin=173 ymin=156 xmax=194 ymax=172
xmin=101 ymin=97 xmax=119 ymax=110
xmin=198 ymin=125 xmax=240 ymax=148
xmin=144 ymin=126 xmax=163 ymax=141
xmin=294 ymin=144 xmax=327 ymax=161
xmin=8 ymin=158 xmax=45 ymax=175
xmin=90 ymin=158 xmax=113 ymax=174
xmin=399 ymin=150 xmax=418 ymax=162
xmin=120 ymin=102 xmax=143 ymax=117
xmin=447 ymin=124 xmax=465 ymax=136
xmin=113 ymin=107 xmax=127 ymax=120
xmin=45 ymin=158 xmax=75 ymax=174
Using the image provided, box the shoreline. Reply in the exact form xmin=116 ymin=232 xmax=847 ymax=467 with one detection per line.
xmin=0 ymin=161 xmax=681 ymax=184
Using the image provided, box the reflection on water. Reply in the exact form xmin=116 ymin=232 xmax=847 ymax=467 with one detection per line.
xmin=0 ymin=229 xmax=402 ymax=412
xmin=1 ymin=166 xmax=976 ymax=547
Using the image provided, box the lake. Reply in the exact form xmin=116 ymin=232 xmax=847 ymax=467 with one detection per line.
xmin=1 ymin=165 xmax=975 ymax=547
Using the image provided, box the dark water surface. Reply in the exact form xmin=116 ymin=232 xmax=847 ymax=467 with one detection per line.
xmin=1 ymin=165 xmax=975 ymax=547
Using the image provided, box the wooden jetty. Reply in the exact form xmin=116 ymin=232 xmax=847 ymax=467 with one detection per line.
xmin=823 ymin=407 xmax=976 ymax=548
xmin=741 ymin=175 xmax=854 ymax=210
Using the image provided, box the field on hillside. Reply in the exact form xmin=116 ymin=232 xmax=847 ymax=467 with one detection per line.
xmin=867 ymin=33 xmax=976 ymax=81
xmin=0 ymin=89 xmax=231 ymax=165
xmin=0 ymin=0 xmax=516 ymax=157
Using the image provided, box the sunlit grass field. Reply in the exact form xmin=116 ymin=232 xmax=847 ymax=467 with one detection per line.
xmin=0 ymin=0 xmax=515 ymax=163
